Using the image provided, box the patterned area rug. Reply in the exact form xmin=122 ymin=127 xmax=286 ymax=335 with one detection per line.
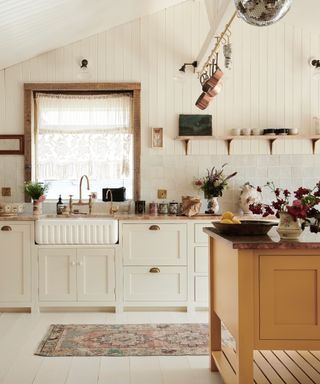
xmin=35 ymin=323 xmax=211 ymax=357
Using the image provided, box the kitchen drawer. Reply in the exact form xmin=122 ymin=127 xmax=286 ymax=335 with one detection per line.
xmin=124 ymin=266 xmax=187 ymax=301
xmin=194 ymin=276 xmax=208 ymax=302
xmin=122 ymin=223 xmax=187 ymax=265
xmin=194 ymin=223 xmax=211 ymax=244
xmin=194 ymin=246 xmax=208 ymax=273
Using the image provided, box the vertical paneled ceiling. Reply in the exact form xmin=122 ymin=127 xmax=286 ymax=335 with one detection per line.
xmin=0 ymin=0 xmax=186 ymax=70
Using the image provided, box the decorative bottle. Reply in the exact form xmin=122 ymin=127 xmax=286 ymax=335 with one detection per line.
xmin=56 ymin=195 xmax=64 ymax=215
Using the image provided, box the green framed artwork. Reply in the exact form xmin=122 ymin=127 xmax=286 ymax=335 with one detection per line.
xmin=178 ymin=114 xmax=212 ymax=136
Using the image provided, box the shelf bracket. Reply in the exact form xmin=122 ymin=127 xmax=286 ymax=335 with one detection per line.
xmin=226 ymin=139 xmax=232 ymax=155
xmin=312 ymin=138 xmax=319 ymax=154
xmin=269 ymin=138 xmax=277 ymax=154
xmin=184 ymin=139 xmax=190 ymax=155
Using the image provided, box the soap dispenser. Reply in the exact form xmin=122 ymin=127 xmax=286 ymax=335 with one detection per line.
xmin=56 ymin=195 xmax=64 ymax=215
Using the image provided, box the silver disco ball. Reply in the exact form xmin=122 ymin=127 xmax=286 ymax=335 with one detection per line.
xmin=234 ymin=0 xmax=292 ymax=26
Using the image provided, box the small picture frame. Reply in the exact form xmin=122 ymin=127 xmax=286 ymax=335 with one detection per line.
xmin=0 ymin=135 xmax=24 ymax=155
xmin=151 ymin=127 xmax=163 ymax=148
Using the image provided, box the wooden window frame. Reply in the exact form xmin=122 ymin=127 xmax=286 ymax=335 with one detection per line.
xmin=24 ymin=83 xmax=141 ymax=202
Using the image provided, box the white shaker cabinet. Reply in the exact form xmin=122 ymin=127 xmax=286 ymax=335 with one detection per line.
xmin=122 ymin=223 xmax=187 ymax=265
xmin=192 ymin=222 xmax=210 ymax=306
xmin=121 ymin=222 xmax=188 ymax=306
xmin=0 ymin=222 xmax=33 ymax=306
xmin=38 ymin=247 xmax=115 ymax=305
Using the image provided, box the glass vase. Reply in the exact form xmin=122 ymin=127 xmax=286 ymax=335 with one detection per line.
xmin=276 ymin=212 xmax=302 ymax=240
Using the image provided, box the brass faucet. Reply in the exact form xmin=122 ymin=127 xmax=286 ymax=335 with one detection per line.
xmin=69 ymin=175 xmax=93 ymax=214
xmin=105 ymin=189 xmax=119 ymax=215
xmin=79 ymin=175 xmax=90 ymax=203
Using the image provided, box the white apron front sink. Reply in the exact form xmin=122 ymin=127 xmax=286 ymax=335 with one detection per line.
xmin=35 ymin=217 xmax=118 ymax=244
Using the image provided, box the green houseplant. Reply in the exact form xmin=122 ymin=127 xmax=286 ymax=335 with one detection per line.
xmin=24 ymin=181 xmax=49 ymax=215
xmin=24 ymin=181 xmax=49 ymax=201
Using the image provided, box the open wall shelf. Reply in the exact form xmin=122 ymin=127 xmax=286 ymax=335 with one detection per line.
xmin=175 ymin=135 xmax=320 ymax=155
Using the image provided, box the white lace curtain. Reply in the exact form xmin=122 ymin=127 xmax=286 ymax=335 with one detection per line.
xmin=35 ymin=93 xmax=133 ymax=180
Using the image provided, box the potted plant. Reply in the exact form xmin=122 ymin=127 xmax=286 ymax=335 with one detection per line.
xmin=24 ymin=181 xmax=49 ymax=215
xmin=193 ymin=164 xmax=237 ymax=214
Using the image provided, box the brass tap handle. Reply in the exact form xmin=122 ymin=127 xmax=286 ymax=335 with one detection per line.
xmin=149 ymin=267 xmax=160 ymax=273
xmin=1 ymin=225 xmax=12 ymax=231
xmin=149 ymin=225 xmax=160 ymax=231
xmin=69 ymin=195 xmax=73 ymax=213
xmin=88 ymin=195 xmax=92 ymax=214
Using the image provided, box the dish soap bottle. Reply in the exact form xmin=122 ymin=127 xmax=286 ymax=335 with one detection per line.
xmin=56 ymin=195 xmax=64 ymax=215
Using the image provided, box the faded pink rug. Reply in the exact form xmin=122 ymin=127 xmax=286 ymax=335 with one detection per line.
xmin=35 ymin=323 xmax=210 ymax=357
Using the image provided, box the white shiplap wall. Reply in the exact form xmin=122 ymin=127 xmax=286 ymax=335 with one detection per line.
xmin=0 ymin=0 xmax=320 ymax=211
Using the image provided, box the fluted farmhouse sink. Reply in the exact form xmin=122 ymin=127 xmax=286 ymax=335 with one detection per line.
xmin=35 ymin=217 xmax=118 ymax=245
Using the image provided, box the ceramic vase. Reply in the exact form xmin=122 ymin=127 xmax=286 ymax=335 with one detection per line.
xmin=33 ymin=200 xmax=42 ymax=216
xmin=239 ymin=182 xmax=261 ymax=214
xmin=206 ymin=196 xmax=219 ymax=214
xmin=276 ymin=212 xmax=302 ymax=240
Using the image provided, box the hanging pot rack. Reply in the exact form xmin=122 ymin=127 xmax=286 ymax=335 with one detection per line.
xmin=198 ymin=11 xmax=237 ymax=78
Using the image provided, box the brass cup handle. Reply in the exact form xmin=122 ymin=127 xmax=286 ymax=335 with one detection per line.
xmin=149 ymin=267 xmax=160 ymax=273
xmin=149 ymin=225 xmax=160 ymax=231
xmin=1 ymin=225 xmax=12 ymax=231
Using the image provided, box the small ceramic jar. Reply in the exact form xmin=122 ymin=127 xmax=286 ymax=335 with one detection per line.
xmin=168 ymin=201 xmax=178 ymax=215
xmin=149 ymin=202 xmax=158 ymax=215
xmin=158 ymin=202 xmax=168 ymax=215
xmin=241 ymin=128 xmax=251 ymax=136
xmin=135 ymin=200 xmax=145 ymax=214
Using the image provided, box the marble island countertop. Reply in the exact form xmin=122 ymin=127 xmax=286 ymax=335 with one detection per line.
xmin=204 ymin=226 xmax=320 ymax=249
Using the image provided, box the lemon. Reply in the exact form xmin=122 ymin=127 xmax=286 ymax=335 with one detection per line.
xmin=222 ymin=211 xmax=234 ymax=220
xmin=232 ymin=219 xmax=241 ymax=224
xmin=220 ymin=219 xmax=234 ymax=224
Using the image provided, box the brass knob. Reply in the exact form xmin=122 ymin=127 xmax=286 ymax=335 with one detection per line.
xmin=149 ymin=225 xmax=160 ymax=231
xmin=149 ymin=267 xmax=160 ymax=273
xmin=1 ymin=225 xmax=12 ymax=231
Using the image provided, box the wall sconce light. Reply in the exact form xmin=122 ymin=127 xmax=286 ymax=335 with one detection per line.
xmin=309 ymin=57 xmax=320 ymax=78
xmin=80 ymin=58 xmax=88 ymax=69
xmin=179 ymin=61 xmax=197 ymax=73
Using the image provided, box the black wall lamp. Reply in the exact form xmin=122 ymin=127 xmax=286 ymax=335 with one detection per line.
xmin=179 ymin=60 xmax=197 ymax=73
xmin=309 ymin=57 xmax=320 ymax=78
xmin=310 ymin=58 xmax=320 ymax=68
xmin=80 ymin=58 xmax=88 ymax=69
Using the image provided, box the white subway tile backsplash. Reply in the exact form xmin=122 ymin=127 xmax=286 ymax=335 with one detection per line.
xmin=0 ymin=0 xmax=320 ymax=216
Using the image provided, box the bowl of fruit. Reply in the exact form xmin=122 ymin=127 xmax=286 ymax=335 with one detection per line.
xmin=212 ymin=211 xmax=277 ymax=236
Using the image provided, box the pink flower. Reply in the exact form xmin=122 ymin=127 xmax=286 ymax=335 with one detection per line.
xmin=194 ymin=179 xmax=204 ymax=187
xmin=38 ymin=195 xmax=46 ymax=202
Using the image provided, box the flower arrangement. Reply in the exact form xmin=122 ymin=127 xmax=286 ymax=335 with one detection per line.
xmin=249 ymin=181 xmax=320 ymax=227
xmin=24 ymin=181 xmax=49 ymax=201
xmin=193 ymin=164 xmax=237 ymax=198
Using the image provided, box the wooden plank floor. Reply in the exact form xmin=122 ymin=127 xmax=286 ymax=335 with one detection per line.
xmin=213 ymin=347 xmax=320 ymax=384
xmin=0 ymin=310 xmax=223 ymax=384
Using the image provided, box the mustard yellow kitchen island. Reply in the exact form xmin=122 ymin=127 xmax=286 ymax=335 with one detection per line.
xmin=204 ymin=227 xmax=320 ymax=384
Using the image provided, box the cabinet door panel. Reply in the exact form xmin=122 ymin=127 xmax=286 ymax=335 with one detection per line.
xmin=39 ymin=248 xmax=77 ymax=301
xmin=194 ymin=276 xmax=208 ymax=302
xmin=77 ymin=248 xmax=115 ymax=301
xmin=0 ymin=223 xmax=31 ymax=302
xmin=194 ymin=246 xmax=208 ymax=273
xmin=260 ymin=255 xmax=320 ymax=340
xmin=194 ymin=223 xmax=211 ymax=244
xmin=124 ymin=266 xmax=187 ymax=301
xmin=122 ymin=223 xmax=187 ymax=265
